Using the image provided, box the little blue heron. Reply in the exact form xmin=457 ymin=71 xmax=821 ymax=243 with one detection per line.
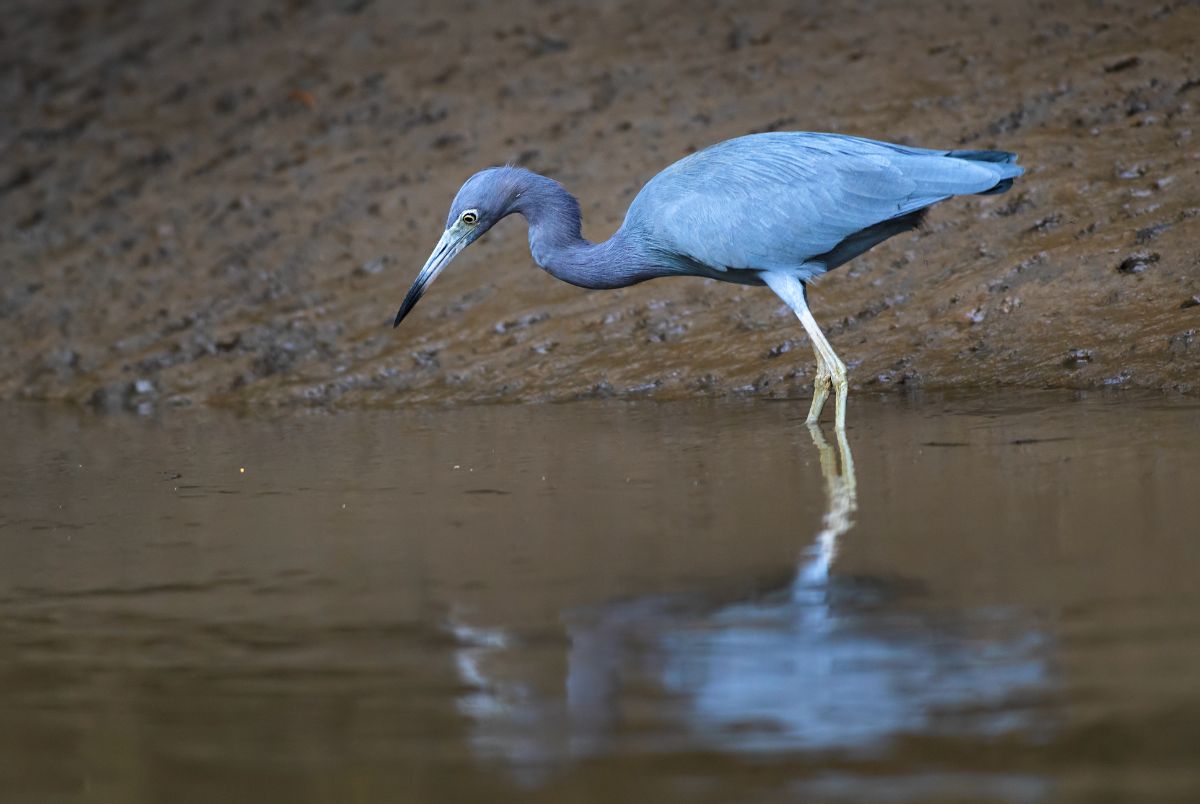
xmin=394 ymin=132 xmax=1023 ymax=429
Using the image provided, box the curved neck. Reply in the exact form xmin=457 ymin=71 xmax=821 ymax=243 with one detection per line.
xmin=510 ymin=173 xmax=658 ymax=290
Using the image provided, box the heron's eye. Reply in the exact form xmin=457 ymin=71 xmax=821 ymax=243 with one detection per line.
xmin=461 ymin=211 xmax=479 ymax=225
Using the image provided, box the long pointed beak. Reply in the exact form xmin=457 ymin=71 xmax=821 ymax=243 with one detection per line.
xmin=393 ymin=227 xmax=471 ymax=327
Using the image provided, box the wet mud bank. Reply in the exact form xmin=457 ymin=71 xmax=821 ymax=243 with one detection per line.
xmin=1 ymin=0 xmax=1198 ymax=411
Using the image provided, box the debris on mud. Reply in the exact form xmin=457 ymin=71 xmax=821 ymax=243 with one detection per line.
xmin=1063 ymin=349 xmax=1094 ymax=368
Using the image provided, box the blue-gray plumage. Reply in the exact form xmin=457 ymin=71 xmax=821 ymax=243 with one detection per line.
xmin=394 ymin=132 xmax=1023 ymax=429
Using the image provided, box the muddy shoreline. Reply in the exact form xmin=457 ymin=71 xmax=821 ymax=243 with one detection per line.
xmin=2 ymin=0 xmax=1198 ymax=411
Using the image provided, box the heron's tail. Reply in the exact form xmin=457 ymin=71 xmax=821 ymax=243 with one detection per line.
xmin=948 ymin=148 xmax=1019 ymax=164
xmin=946 ymin=149 xmax=1023 ymax=195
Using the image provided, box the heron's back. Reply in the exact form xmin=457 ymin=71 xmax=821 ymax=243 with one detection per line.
xmin=625 ymin=132 xmax=1023 ymax=281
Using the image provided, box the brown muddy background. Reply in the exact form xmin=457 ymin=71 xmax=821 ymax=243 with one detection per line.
xmin=2 ymin=0 xmax=1199 ymax=411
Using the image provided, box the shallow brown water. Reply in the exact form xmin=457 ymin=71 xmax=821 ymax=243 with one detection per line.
xmin=1 ymin=393 xmax=1199 ymax=803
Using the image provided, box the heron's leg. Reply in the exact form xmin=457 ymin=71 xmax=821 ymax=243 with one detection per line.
xmin=761 ymin=272 xmax=849 ymax=430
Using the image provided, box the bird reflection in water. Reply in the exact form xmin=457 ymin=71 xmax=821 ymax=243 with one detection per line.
xmin=449 ymin=426 xmax=1048 ymax=769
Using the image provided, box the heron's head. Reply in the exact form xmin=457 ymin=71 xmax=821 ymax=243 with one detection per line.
xmin=393 ymin=167 xmax=530 ymax=327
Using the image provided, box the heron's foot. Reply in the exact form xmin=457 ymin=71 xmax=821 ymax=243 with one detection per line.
xmin=806 ymin=371 xmax=832 ymax=425
xmin=830 ymin=361 xmax=848 ymax=431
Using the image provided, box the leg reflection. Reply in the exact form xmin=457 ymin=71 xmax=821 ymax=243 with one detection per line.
xmin=798 ymin=423 xmax=857 ymax=588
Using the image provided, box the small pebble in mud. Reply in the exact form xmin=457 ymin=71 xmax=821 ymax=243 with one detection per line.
xmin=1063 ymin=348 xmax=1094 ymax=368
xmin=766 ymin=339 xmax=802 ymax=358
xmin=1026 ymin=214 xmax=1061 ymax=233
xmin=1135 ymin=223 xmax=1171 ymax=244
xmin=523 ymin=31 xmax=569 ymax=57
xmin=1116 ymin=251 xmax=1159 ymax=274
xmin=494 ymin=312 xmax=549 ymax=334
xmin=355 ymin=256 xmax=388 ymax=276
xmin=1169 ymin=330 xmax=1196 ymax=354
xmin=1015 ymin=252 xmax=1047 ymax=273
xmin=412 ymin=349 xmax=439 ymax=369
xmin=1181 ymin=295 xmax=1200 ymax=309
xmin=1103 ymin=55 xmax=1141 ymax=73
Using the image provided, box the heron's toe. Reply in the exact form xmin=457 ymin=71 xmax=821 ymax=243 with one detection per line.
xmin=806 ymin=373 xmax=832 ymax=424
xmin=831 ymin=369 xmax=849 ymax=430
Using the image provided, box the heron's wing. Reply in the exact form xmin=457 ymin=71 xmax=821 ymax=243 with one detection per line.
xmin=627 ymin=132 xmax=1020 ymax=276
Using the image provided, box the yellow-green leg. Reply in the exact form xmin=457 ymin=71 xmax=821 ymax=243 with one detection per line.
xmin=762 ymin=272 xmax=849 ymax=430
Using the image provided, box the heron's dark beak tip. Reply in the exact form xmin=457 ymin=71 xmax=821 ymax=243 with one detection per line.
xmin=392 ymin=285 xmax=422 ymax=329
